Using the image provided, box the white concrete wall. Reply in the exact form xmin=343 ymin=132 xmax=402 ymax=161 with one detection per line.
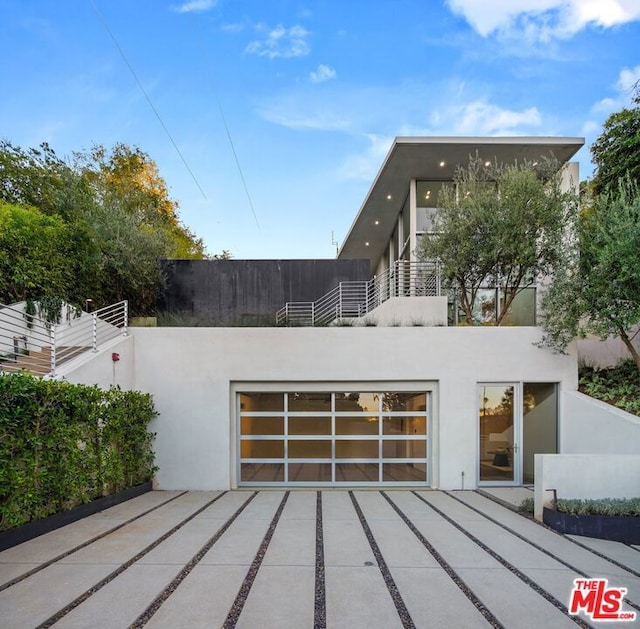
xmin=534 ymin=454 xmax=640 ymax=521
xmin=577 ymin=327 xmax=640 ymax=369
xmin=63 ymin=335 xmax=135 ymax=390
xmin=363 ymin=296 xmax=448 ymax=327
xmin=562 ymin=390 xmax=640 ymax=454
xmin=129 ymin=326 xmax=578 ymax=491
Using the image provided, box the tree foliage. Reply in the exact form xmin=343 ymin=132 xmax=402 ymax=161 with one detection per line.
xmin=540 ymin=177 xmax=640 ymax=375
xmin=0 ymin=373 xmax=157 ymax=529
xmin=418 ymin=156 xmax=575 ymax=324
xmin=0 ymin=141 xmax=207 ymax=315
xmin=0 ymin=202 xmax=78 ymax=303
xmin=591 ymin=86 xmax=640 ymax=195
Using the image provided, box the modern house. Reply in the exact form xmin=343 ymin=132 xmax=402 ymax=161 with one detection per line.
xmin=4 ymin=136 xmax=640 ymax=508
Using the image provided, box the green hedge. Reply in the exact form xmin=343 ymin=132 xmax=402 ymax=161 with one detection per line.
xmin=0 ymin=373 xmax=158 ymax=530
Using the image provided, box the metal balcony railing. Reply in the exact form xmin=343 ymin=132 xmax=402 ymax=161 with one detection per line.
xmin=276 ymin=261 xmax=441 ymax=326
xmin=0 ymin=300 xmax=128 ymax=377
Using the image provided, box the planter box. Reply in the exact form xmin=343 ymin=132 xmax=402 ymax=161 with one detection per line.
xmin=543 ymin=507 xmax=640 ymax=544
xmin=0 ymin=481 xmax=152 ymax=552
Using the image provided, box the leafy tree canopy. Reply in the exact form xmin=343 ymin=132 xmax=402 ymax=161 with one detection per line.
xmin=0 ymin=140 xmax=207 ymax=315
xmin=0 ymin=202 xmax=78 ymax=303
xmin=418 ymin=156 xmax=576 ymax=325
xmin=540 ymin=177 xmax=640 ymax=375
xmin=590 ymin=84 xmax=640 ymax=195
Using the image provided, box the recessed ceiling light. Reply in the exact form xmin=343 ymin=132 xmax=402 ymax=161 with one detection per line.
xmin=485 ymin=160 xmax=491 ymax=167
xmin=439 ymin=161 xmax=445 ymax=167
xmin=365 ymin=241 xmax=370 ymax=246
xmin=386 ymin=194 xmax=392 ymax=200
xmin=374 ymin=220 xmax=380 ymax=225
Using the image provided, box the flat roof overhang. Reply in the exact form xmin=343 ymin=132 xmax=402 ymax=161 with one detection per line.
xmin=338 ymin=136 xmax=585 ymax=271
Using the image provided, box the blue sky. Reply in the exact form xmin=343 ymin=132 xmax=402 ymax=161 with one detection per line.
xmin=1 ymin=0 xmax=639 ymax=258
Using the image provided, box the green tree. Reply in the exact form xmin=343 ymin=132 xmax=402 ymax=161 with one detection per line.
xmin=418 ymin=157 xmax=575 ymax=325
xmin=0 ymin=140 xmax=208 ymax=314
xmin=0 ymin=202 xmax=77 ymax=303
xmin=76 ymin=143 xmax=207 ymax=260
xmin=540 ymin=177 xmax=640 ymax=375
xmin=591 ymin=85 xmax=640 ymax=195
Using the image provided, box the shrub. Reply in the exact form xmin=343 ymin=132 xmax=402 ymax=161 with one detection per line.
xmin=519 ymin=497 xmax=534 ymax=514
xmin=0 ymin=373 xmax=157 ymax=530
xmin=556 ymin=497 xmax=640 ymax=517
xmin=579 ymin=359 xmax=640 ymax=416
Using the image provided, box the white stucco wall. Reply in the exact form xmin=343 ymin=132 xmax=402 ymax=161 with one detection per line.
xmin=363 ymin=296 xmax=448 ymax=326
xmin=128 ymin=326 xmax=578 ymax=491
xmin=576 ymin=328 xmax=640 ymax=369
xmin=534 ymin=454 xmax=640 ymax=521
xmin=562 ymin=390 xmax=640 ymax=454
xmin=63 ymin=335 xmax=135 ymax=390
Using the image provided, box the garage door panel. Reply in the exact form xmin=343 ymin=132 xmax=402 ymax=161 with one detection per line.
xmin=238 ymin=390 xmax=430 ymax=486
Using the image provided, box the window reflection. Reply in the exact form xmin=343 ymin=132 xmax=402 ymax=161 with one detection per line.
xmin=241 ymin=440 xmax=283 ymax=459
xmin=241 ymin=416 xmax=284 ymax=435
xmin=383 ymin=416 xmax=427 ymax=435
xmin=382 ymin=392 xmax=426 ymax=412
xmin=336 ymin=416 xmax=378 ymax=435
xmin=289 ymin=416 xmax=331 ymax=435
xmin=335 ymin=393 xmax=380 ymax=412
xmin=240 ymin=392 xmax=283 ymax=412
xmin=288 ymin=392 xmax=331 ymax=411
xmin=289 ymin=440 xmax=331 ymax=458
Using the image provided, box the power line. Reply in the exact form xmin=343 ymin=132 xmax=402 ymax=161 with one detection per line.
xmin=89 ymin=0 xmax=207 ymax=200
xmin=189 ymin=14 xmax=260 ymax=230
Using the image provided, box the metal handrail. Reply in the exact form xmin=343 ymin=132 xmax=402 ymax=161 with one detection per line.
xmin=276 ymin=260 xmax=442 ymax=326
xmin=0 ymin=300 xmax=128 ymax=377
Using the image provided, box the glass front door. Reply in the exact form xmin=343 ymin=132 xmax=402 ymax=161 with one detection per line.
xmin=478 ymin=383 xmax=558 ymax=485
xmin=478 ymin=384 xmax=517 ymax=484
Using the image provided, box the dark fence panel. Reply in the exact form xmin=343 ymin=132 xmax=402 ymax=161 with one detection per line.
xmin=158 ymin=259 xmax=370 ymax=326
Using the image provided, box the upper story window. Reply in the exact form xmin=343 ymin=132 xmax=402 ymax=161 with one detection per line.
xmin=416 ymin=181 xmax=450 ymax=208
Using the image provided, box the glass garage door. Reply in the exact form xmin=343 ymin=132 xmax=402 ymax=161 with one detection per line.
xmin=238 ymin=391 xmax=430 ymax=486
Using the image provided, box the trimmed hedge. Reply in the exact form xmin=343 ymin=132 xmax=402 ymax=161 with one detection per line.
xmin=0 ymin=373 xmax=157 ymax=530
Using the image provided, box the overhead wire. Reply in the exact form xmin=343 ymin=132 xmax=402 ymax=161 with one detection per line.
xmin=189 ymin=13 xmax=261 ymax=230
xmin=89 ymin=0 xmax=207 ymax=200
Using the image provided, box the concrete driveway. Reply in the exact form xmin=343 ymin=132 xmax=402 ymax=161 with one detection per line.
xmin=1 ymin=489 xmax=638 ymax=628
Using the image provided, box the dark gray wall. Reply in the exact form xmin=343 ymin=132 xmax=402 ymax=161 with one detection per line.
xmin=158 ymin=259 xmax=370 ymax=325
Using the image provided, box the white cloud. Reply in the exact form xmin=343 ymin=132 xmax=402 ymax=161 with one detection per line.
xmin=310 ymin=64 xmax=336 ymax=84
xmin=436 ymin=100 xmax=543 ymax=135
xmin=446 ymin=0 xmax=640 ymax=41
xmin=259 ymin=104 xmax=350 ymax=131
xmin=173 ymin=0 xmax=217 ymax=14
xmin=591 ymin=64 xmax=640 ymax=113
xmin=617 ymin=64 xmax=640 ymax=94
xmin=339 ymin=134 xmax=394 ymax=181
xmin=245 ymin=24 xmax=310 ymax=59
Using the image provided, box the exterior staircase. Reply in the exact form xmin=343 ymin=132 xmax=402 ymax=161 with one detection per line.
xmin=276 ymin=260 xmax=442 ymax=326
xmin=0 ymin=301 xmax=128 ymax=378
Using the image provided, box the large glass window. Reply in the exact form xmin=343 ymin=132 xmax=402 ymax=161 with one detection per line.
xmin=416 ymin=181 xmax=450 ymax=208
xmin=238 ymin=390 xmax=430 ymax=486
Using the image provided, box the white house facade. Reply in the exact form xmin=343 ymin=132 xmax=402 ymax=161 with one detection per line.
xmin=61 ymin=135 xmax=634 ymax=494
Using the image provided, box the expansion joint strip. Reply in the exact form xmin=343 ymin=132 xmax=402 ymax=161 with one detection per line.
xmin=412 ymin=491 xmax=590 ymax=628
xmin=0 ymin=490 xmax=189 ymax=594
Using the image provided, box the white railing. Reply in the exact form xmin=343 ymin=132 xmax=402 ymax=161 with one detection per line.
xmin=0 ymin=300 xmax=128 ymax=377
xmin=276 ymin=261 xmax=441 ymax=326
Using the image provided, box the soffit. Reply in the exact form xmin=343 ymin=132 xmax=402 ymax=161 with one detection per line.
xmin=338 ymin=136 xmax=585 ymax=272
